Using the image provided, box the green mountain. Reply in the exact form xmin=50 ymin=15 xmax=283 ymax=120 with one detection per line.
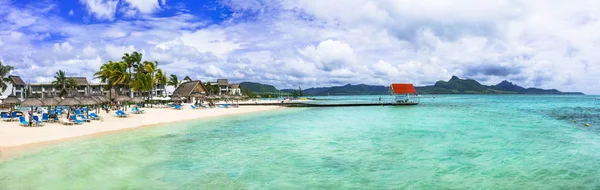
xmin=245 ymin=76 xmax=583 ymax=96
xmin=240 ymin=82 xmax=279 ymax=93
xmin=416 ymin=76 xmax=584 ymax=95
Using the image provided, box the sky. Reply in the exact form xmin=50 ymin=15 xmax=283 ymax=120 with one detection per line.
xmin=1 ymin=0 xmax=600 ymax=94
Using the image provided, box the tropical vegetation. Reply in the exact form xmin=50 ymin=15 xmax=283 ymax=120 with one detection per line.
xmin=0 ymin=61 xmax=14 ymax=96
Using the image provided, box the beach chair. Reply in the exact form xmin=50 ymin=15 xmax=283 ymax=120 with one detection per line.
xmin=1 ymin=113 xmax=11 ymax=121
xmin=174 ymin=105 xmax=182 ymax=110
xmin=69 ymin=115 xmax=84 ymax=124
xmin=57 ymin=109 xmax=63 ymax=117
xmin=89 ymin=113 xmax=101 ymax=120
xmin=115 ymin=110 xmax=127 ymax=118
xmin=131 ymin=108 xmax=140 ymax=114
xmin=218 ymin=104 xmax=228 ymax=108
xmin=11 ymin=112 xmax=19 ymax=121
xmin=41 ymin=113 xmax=49 ymax=123
xmin=78 ymin=115 xmax=90 ymax=122
xmin=190 ymin=105 xmax=197 ymax=109
xmin=53 ymin=116 xmax=59 ymax=123
xmin=33 ymin=115 xmax=45 ymax=126
xmin=18 ymin=116 xmax=29 ymax=126
xmin=61 ymin=118 xmax=74 ymax=125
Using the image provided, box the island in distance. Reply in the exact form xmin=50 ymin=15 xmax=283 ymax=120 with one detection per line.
xmin=246 ymin=76 xmax=584 ymax=95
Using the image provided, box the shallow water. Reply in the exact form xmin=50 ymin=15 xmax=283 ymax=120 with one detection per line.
xmin=1 ymin=95 xmax=599 ymax=189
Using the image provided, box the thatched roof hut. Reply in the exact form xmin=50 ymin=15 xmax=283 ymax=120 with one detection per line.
xmin=79 ymin=96 xmax=98 ymax=105
xmin=21 ymin=98 xmax=43 ymax=107
xmin=132 ymin=97 xmax=145 ymax=103
xmin=1 ymin=95 xmax=21 ymax=104
xmin=41 ymin=97 xmax=59 ymax=106
xmin=115 ymin=95 xmax=131 ymax=102
xmin=59 ymin=96 xmax=81 ymax=106
xmin=172 ymin=80 xmax=208 ymax=98
xmin=170 ymin=95 xmax=182 ymax=101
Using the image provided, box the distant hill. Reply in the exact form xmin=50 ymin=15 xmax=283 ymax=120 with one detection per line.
xmin=240 ymin=82 xmax=279 ymax=93
xmin=245 ymin=76 xmax=584 ymax=96
xmin=416 ymin=76 xmax=584 ymax=95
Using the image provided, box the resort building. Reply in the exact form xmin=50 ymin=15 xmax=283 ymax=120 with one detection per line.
xmin=28 ymin=77 xmax=103 ymax=98
xmin=7 ymin=76 xmax=26 ymax=99
xmin=209 ymin=79 xmax=241 ymax=95
xmin=172 ymin=80 xmax=208 ymax=102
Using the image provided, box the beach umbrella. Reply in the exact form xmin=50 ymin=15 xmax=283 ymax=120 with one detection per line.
xmin=58 ymin=96 xmax=80 ymax=119
xmin=58 ymin=96 xmax=81 ymax=106
xmin=79 ymin=96 xmax=98 ymax=118
xmin=256 ymin=95 xmax=262 ymax=98
xmin=20 ymin=98 xmax=43 ymax=127
xmin=115 ymin=95 xmax=131 ymax=102
xmin=21 ymin=97 xmax=43 ymax=107
xmin=53 ymin=96 xmax=62 ymax=102
xmin=1 ymin=95 xmax=21 ymax=118
xmin=42 ymin=97 xmax=60 ymax=120
xmin=132 ymin=96 xmax=145 ymax=103
xmin=41 ymin=97 xmax=59 ymax=106
xmin=170 ymin=95 xmax=182 ymax=102
xmin=2 ymin=95 xmax=21 ymax=104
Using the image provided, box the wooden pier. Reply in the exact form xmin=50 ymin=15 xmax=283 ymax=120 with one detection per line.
xmin=238 ymin=102 xmax=418 ymax=107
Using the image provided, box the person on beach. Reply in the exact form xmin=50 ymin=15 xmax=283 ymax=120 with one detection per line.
xmin=28 ymin=109 xmax=33 ymax=127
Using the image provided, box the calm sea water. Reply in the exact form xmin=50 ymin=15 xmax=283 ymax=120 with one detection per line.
xmin=1 ymin=95 xmax=600 ymax=189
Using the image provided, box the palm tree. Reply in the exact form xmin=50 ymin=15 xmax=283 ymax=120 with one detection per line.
xmin=122 ymin=51 xmax=142 ymax=97
xmin=0 ymin=61 xmax=15 ymax=96
xmin=51 ymin=70 xmax=67 ymax=89
xmin=155 ymin=69 xmax=167 ymax=97
xmin=94 ymin=61 xmax=129 ymax=100
xmin=168 ymin=74 xmax=180 ymax=89
xmin=66 ymin=78 xmax=77 ymax=89
xmin=143 ymin=61 xmax=158 ymax=101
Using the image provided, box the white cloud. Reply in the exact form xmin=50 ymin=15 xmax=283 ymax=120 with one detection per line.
xmin=68 ymin=9 xmax=74 ymax=16
xmin=122 ymin=0 xmax=161 ymax=14
xmin=79 ymin=0 xmax=119 ymax=20
xmin=2 ymin=0 xmax=600 ymax=94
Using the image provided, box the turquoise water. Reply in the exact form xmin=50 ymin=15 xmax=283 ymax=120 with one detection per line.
xmin=1 ymin=95 xmax=600 ymax=189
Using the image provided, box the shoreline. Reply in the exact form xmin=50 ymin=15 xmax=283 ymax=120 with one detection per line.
xmin=0 ymin=105 xmax=284 ymax=160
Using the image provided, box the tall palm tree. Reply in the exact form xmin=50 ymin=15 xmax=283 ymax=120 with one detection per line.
xmin=52 ymin=70 xmax=67 ymax=89
xmin=168 ymin=74 xmax=180 ymax=89
xmin=143 ymin=61 xmax=158 ymax=101
xmin=66 ymin=78 xmax=77 ymax=89
xmin=0 ymin=61 xmax=15 ymax=96
xmin=94 ymin=61 xmax=129 ymax=100
xmin=155 ymin=69 xmax=167 ymax=97
xmin=122 ymin=51 xmax=142 ymax=97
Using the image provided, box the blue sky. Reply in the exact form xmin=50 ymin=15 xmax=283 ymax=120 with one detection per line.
xmin=1 ymin=0 xmax=600 ymax=94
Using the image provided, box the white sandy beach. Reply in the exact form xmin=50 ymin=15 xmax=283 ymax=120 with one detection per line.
xmin=0 ymin=105 xmax=283 ymax=150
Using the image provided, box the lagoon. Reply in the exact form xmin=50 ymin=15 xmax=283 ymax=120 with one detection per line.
xmin=1 ymin=95 xmax=599 ymax=189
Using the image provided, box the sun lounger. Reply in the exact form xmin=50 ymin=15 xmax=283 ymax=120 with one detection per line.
xmin=19 ymin=116 xmax=29 ymax=126
xmin=89 ymin=113 xmax=100 ymax=120
xmin=174 ymin=105 xmax=182 ymax=110
xmin=116 ymin=110 xmax=127 ymax=117
xmin=190 ymin=105 xmax=197 ymax=109
xmin=218 ymin=104 xmax=228 ymax=108
xmin=78 ymin=115 xmax=90 ymax=122
xmin=41 ymin=113 xmax=49 ymax=122
xmin=33 ymin=115 xmax=45 ymax=126
xmin=11 ymin=112 xmax=19 ymax=121
xmin=61 ymin=118 xmax=74 ymax=125
xmin=69 ymin=115 xmax=84 ymax=124
xmin=1 ymin=113 xmax=11 ymax=121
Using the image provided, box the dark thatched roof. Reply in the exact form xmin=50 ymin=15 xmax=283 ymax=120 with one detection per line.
xmin=228 ymin=84 xmax=240 ymax=88
xmin=183 ymin=76 xmax=193 ymax=82
xmin=170 ymin=95 xmax=182 ymax=101
xmin=59 ymin=96 xmax=81 ymax=106
xmin=21 ymin=98 xmax=44 ymax=107
xmin=1 ymin=95 xmax=21 ymax=104
xmin=132 ymin=97 xmax=145 ymax=103
xmin=172 ymin=80 xmax=207 ymax=97
xmin=67 ymin=77 xmax=89 ymax=85
xmin=217 ymin=79 xmax=228 ymax=86
xmin=79 ymin=96 xmax=98 ymax=105
xmin=115 ymin=95 xmax=131 ymax=102
xmin=59 ymin=88 xmax=82 ymax=97
xmin=9 ymin=75 xmax=25 ymax=86
xmin=41 ymin=97 xmax=59 ymax=106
